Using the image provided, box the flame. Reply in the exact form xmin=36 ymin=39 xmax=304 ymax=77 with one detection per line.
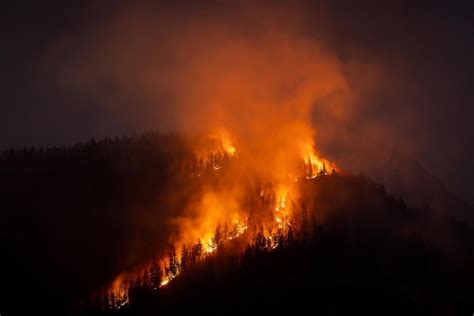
xmin=160 ymin=277 xmax=170 ymax=287
xmin=102 ymin=130 xmax=338 ymax=308
xmin=273 ymin=184 xmax=294 ymax=229
xmin=300 ymin=140 xmax=338 ymax=179
xmin=87 ymin=8 xmax=352 ymax=306
xmin=193 ymin=128 xmax=237 ymax=159
xmin=275 ymin=186 xmax=288 ymax=211
xmin=218 ymin=130 xmax=237 ymax=157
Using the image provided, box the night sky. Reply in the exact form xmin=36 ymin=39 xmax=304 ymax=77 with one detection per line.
xmin=1 ymin=0 xmax=473 ymax=203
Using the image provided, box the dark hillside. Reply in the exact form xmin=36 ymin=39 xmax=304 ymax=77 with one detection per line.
xmin=87 ymin=174 xmax=474 ymax=315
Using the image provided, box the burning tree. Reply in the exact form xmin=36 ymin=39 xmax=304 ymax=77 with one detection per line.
xmin=100 ymin=129 xmax=338 ymax=309
xmin=150 ymin=259 xmax=162 ymax=290
xmin=180 ymin=244 xmax=190 ymax=272
xmin=168 ymin=246 xmax=179 ymax=279
xmin=191 ymin=239 xmax=203 ymax=265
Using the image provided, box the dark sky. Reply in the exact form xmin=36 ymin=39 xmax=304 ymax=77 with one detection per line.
xmin=1 ymin=0 xmax=473 ymax=203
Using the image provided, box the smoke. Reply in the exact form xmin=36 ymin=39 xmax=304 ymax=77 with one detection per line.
xmin=0 ymin=0 xmax=469 ymax=205
xmin=41 ymin=0 xmax=381 ymax=277
xmin=47 ymin=1 xmax=384 ymax=177
xmin=47 ymin=2 xmax=373 ymax=133
xmin=35 ymin=0 xmax=473 ymax=291
xmin=0 ymin=2 xmax=471 ymax=312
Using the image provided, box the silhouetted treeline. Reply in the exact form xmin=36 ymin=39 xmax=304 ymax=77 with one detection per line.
xmin=0 ymin=132 xmax=202 ymax=315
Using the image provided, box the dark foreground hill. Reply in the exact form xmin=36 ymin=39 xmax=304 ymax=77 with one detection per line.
xmin=0 ymin=133 xmax=192 ymax=315
xmin=86 ymin=175 xmax=474 ymax=316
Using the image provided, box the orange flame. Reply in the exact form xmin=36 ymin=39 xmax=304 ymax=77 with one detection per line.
xmin=102 ymin=131 xmax=337 ymax=307
xmin=217 ymin=129 xmax=237 ymax=157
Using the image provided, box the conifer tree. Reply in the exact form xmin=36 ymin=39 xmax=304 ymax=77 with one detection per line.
xmin=191 ymin=239 xmax=203 ymax=264
xmin=213 ymin=223 xmax=223 ymax=249
xmin=223 ymin=221 xmax=229 ymax=241
xmin=142 ymin=267 xmax=151 ymax=289
xmin=168 ymin=245 xmax=179 ymax=278
xmin=255 ymin=232 xmax=267 ymax=253
xmin=276 ymin=228 xmax=285 ymax=249
xmin=287 ymin=227 xmax=295 ymax=245
xmin=150 ymin=259 xmax=162 ymax=290
xmin=103 ymin=294 xmax=110 ymax=310
xmin=108 ymin=292 xmax=116 ymax=309
xmin=230 ymin=223 xmax=239 ymax=238
xmin=180 ymin=244 xmax=190 ymax=271
xmin=300 ymin=200 xmax=309 ymax=239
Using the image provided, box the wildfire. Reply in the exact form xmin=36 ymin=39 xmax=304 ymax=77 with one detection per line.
xmin=274 ymin=185 xmax=289 ymax=229
xmin=304 ymin=152 xmax=324 ymax=179
xmin=204 ymin=236 xmax=217 ymax=254
xmin=203 ymin=128 xmax=237 ymax=158
xmin=84 ymin=10 xmax=353 ymax=308
xmin=101 ymin=132 xmax=337 ymax=310
xmin=218 ymin=130 xmax=237 ymax=157
xmin=300 ymin=140 xmax=338 ymax=179
xmin=160 ymin=277 xmax=170 ymax=287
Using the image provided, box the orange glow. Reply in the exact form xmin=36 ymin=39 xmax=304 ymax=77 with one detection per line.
xmin=217 ymin=129 xmax=237 ymax=157
xmin=74 ymin=4 xmax=376 ymax=308
xmin=102 ymin=128 xmax=339 ymax=307
xmin=102 ymin=127 xmax=338 ymax=308
xmin=160 ymin=277 xmax=170 ymax=287
xmin=297 ymin=137 xmax=338 ymax=179
xmin=97 ymin=22 xmax=348 ymax=306
xmin=191 ymin=128 xmax=237 ymax=160
xmin=274 ymin=185 xmax=290 ymax=229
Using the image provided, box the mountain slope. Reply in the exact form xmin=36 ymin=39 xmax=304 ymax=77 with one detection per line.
xmin=323 ymin=131 xmax=474 ymax=224
xmin=88 ymin=174 xmax=474 ymax=316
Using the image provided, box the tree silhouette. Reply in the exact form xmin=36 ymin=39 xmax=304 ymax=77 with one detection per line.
xmin=168 ymin=245 xmax=179 ymax=278
xmin=142 ymin=267 xmax=151 ymax=289
xmin=150 ymin=259 xmax=161 ymax=290
xmin=213 ymin=223 xmax=223 ymax=249
xmin=222 ymin=221 xmax=229 ymax=241
xmin=230 ymin=223 xmax=239 ymax=238
xmin=276 ymin=228 xmax=285 ymax=249
xmin=300 ymin=200 xmax=309 ymax=239
xmin=255 ymin=232 xmax=267 ymax=253
xmin=180 ymin=244 xmax=190 ymax=271
xmin=108 ymin=292 xmax=116 ymax=309
xmin=287 ymin=227 xmax=295 ymax=245
xmin=191 ymin=239 xmax=203 ymax=264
